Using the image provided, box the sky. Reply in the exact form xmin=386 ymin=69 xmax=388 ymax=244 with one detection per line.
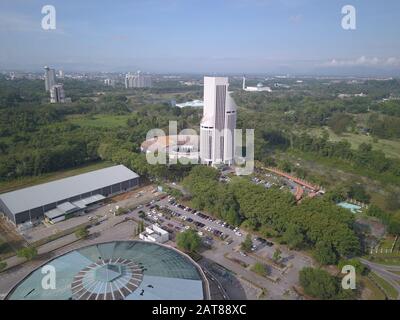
xmin=0 ymin=0 xmax=399 ymax=75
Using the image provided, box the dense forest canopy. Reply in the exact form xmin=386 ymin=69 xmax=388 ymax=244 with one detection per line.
xmin=0 ymin=76 xmax=399 ymax=248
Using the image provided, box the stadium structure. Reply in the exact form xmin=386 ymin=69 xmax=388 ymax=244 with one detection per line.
xmin=7 ymin=241 xmax=210 ymax=300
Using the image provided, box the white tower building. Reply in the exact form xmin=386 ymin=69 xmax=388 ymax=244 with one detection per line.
xmin=200 ymin=77 xmax=237 ymax=166
xmin=50 ymin=84 xmax=65 ymax=103
xmin=125 ymin=71 xmax=152 ymax=88
xmin=44 ymin=66 xmax=56 ymax=92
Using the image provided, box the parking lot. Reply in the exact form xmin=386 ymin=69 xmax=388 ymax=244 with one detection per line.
xmin=128 ymin=196 xmax=314 ymax=300
xmin=1 ymin=189 xmax=314 ymax=300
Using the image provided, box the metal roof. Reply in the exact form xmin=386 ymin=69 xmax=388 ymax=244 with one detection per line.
xmin=0 ymin=165 xmax=139 ymax=215
xmin=72 ymin=194 xmax=105 ymax=209
xmin=57 ymin=202 xmax=78 ymax=213
xmin=45 ymin=207 xmax=66 ymax=219
xmin=8 ymin=241 xmax=206 ymax=300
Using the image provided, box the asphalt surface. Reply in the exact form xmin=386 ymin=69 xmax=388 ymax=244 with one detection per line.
xmin=360 ymin=258 xmax=400 ymax=299
xmin=1 ymin=193 xmax=314 ymax=300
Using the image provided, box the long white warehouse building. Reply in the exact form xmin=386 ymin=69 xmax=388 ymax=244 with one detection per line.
xmin=0 ymin=165 xmax=139 ymax=225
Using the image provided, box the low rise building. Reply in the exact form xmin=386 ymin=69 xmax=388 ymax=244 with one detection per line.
xmin=139 ymin=224 xmax=169 ymax=243
xmin=0 ymin=165 xmax=140 ymax=225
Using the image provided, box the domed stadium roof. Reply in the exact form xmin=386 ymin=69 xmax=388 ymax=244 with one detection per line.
xmin=7 ymin=241 xmax=208 ymax=300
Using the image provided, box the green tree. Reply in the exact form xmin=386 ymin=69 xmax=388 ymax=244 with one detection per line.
xmin=386 ymin=192 xmax=400 ymax=211
xmin=251 ymin=262 xmax=268 ymax=277
xmin=272 ymin=248 xmax=282 ymax=262
xmin=241 ymin=234 xmax=253 ymax=252
xmin=347 ymin=184 xmax=370 ymax=203
xmin=314 ymin=241 xmax=338 ymax=265
xmin=138 ymin=211 xmax=146 ymax=219
xmin=299 ymin=267 xmax=339 ymax=300
xmin=0 ymin=260 xmax=6 ymax=271
xmin=283 ymin=224 xmax=305 ymax=249
xmin=337 ymin=258 xmax=366 ymax=276
xmin=138 ymin=220 xmax=145 ymax=233
xmin=75 ymin=226 xmax=89 ymax=239
xmin=176 ymin=229 xmax=201 ymax=253
xmin=115 ymin=207 xmax=128 ymax=216
xmin=17 ymin=246 xmax=38 ymax=261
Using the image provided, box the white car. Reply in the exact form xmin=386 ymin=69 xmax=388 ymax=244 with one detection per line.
xmin=235 ymin=232 xmax=242 ymax=237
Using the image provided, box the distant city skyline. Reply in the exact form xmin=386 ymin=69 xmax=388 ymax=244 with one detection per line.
xmin=1 ymin=0 xmax=400 ymax=76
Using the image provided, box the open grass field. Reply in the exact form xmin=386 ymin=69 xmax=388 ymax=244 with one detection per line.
xmin=361 ymin=276 xmax=386 ymax=300
xmin=369 ymin=272 xmax=398 ymax=299
xmin=366 ymin=254 xmax=400 ymax=266
xmin=308 ymin=127 xmax=400 ymax=160
xmin=0 ymin=161 xmax=114 ymax=194
xmin=67 ymin=114 xmax=131 ymax=128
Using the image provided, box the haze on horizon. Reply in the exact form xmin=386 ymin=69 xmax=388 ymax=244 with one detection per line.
xmin=0 ymin=0 xmax=399 ymax=76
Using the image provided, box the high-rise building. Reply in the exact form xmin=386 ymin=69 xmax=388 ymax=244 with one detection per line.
xmin=58 ymin=69 xmax=65 ymax=79
xmin=50 ymin=84 xmax=65 ymax=103
xmin=44 ymin=66 xmax=56 ymax=91
xmin=125 ymin=71 xmax=152 ymax=88
xmin=104 ymin=78 xmax=116 ymax=86
xmin=200 ymin=77 xmax=237 ymax=166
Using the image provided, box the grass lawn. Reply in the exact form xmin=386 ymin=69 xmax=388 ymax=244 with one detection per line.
xmin=369 ymin=272 xmax=398 ymax=299
xmin=379 ymin=236 xmax=397 ymax=250
xmin=367 ymin=255 xmax=400 ymax=266
xmin=286 ymin=148 xmax=400 ymax=186
xmin=361 ymin=276 xmax=386 ymax=300
xmin=0 ymin=161 xmax=114 ymax=193
xmin=67 ymin=114 xmax=131 ymax=128
xmin=309 ymin=127 xmax=400 ymax=160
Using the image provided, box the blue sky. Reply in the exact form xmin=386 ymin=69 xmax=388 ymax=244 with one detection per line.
xmin=0 ymin=0 xmax=399 ymax=75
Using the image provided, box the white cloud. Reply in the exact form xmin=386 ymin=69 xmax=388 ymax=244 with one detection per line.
xmin=323 ymin=56 xmax=400 ymax=67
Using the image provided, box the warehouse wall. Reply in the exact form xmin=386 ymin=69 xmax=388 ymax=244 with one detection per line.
xmin=12 ymin=177 xmax=140 ymax=225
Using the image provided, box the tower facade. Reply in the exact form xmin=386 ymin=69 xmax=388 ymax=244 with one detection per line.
xmin=44 ymin=66 xmax=56 ymax=92
xmin=50 ymin=84 xmax=65 ymax=103
xmin=200 ymin=77 xmax=236 ymax=166
xmin=125 ymin=71 xmax=152 ymax=88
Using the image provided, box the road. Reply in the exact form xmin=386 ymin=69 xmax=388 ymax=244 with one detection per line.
xmin=360 ymin=258 xmax=400 ymax=299
xmin=1 ymin=192 xmax=314 ymax=300
xmin=151 ymin=197 xmax=313 ymax=299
